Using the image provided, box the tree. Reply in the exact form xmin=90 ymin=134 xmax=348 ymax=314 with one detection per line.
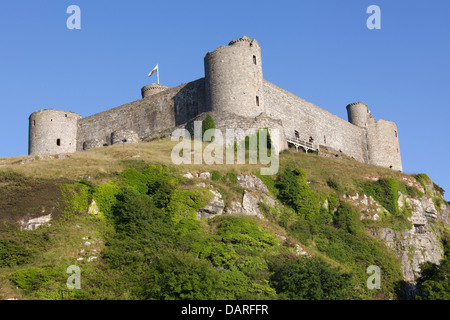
xmin=202 ymin=114 xmax=216 ymax=139
xmin=271 ymin=256 xmax=356 ymax=300
xmin=275 ymin=168 xmax=320 ymax=217
xmin=333 ymin=202 xmax=360 ymax=234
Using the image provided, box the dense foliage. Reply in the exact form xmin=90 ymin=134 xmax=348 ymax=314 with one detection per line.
xmin=2 ymin=161 xmax=446 ymax=300
xmin=202 ymin=114 xmax=216 ymax=139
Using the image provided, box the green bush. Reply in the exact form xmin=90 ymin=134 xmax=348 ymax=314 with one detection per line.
xmin=415 ymin=173 xmax=431 ymax=191
xmin=271 ymin=256 xmax=356 ymax=300
xmin=60 ymin=182 xmax=92 ymax=214
xmin=93 ymin=182 xmax=121 ymax=217
xmin=327 ymin=193 xmax=338 ymax=214
xmin=166 ymin=188 xmax=211 ymax=224
xmin=211 ymin=170 xmax=221 ymax=181
xmin=202 ymin=114 xmax=216 ymax=139
xmin=406 ymin=185 xmax=424 ymax=199
xmin=326 ymin=178 xmax=340 ymax=191
xmin=0 ymin=239 xmax=33 ymax=267
xmin=333 ymin=203 xmax=360 ymax=234
xmin=416 ymin=258 xmax=450 ymax=300
xmin=275 ymin=168 xmax=320 ymax=218
xmin=10 ymin=267 xmax=62 ymax=292
xmin=120 ymin=168 xmax=149 ymax=195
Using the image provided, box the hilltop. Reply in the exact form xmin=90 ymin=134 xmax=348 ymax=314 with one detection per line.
xmin=0 ymin=138 xmax=448 ymax=300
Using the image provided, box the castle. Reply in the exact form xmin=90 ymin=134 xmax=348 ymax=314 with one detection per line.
xmin=28 ymin=36 xmax=402 ymax=172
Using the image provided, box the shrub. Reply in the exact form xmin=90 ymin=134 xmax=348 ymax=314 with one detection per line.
xmin=211 ymin=170 xmax=221 ymax=181
xmin=166 ymin=188 xmax=211 ymax=224
xmin=60 ymin=182 xmax=92 ymax=214
xmin=120 ymin=168 xmax=149 ymax=195
xmin=202 ymin=114 xmax=216 ymax=139
xmin=415 ymin=174 xmax=431 ymax=192
xmin=93 ymin=182 xmax=121 ymax=217
xmin=0 ymin=239 xmax=33 ymax=267
xmin=271 ymin=256 xmax=356 ymax=300
xmin=333 ymin=203 xmax=360 ymax=234
xmin=416 ymin=258 xmax=450 ymax=300
xmin=326 ymin=178 xmax=340 ymax=191
xmin=275 ymin=168 xmax=320 ymax=217
xmin=10 ymin=267 xmax=62 ymax=292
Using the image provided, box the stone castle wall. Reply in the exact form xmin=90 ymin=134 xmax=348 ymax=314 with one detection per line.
xmin=28 ymin=36 xmax=403 ymax=172
xmin=262 ymin=80 xmax=367 ymax=162
xmin=76 ymin=78 xmax=207 ymax=151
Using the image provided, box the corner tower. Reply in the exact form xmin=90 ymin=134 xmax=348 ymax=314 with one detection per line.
xmin=346 ymin=102 xmax=402 ymax=171
xmin=29 ymin=109 xmax=81 ymax=155
xmin=204 ymin=36 xmax=264 ymax=118
xmin=346 ymin=102 xmax=373 ymax=127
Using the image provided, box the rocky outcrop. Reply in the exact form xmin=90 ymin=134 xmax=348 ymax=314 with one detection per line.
xmin=195 ymin=174 xmax=277 ymax=220
xmin=88 ymin=200 xmax=99 ymax=215
xmin=197 ymin=189 xmax=225 ymax=219
xmin=19 ymin=214 xmax=52 ymax=230
xmin=347 ymin=183 xmax=448 ymax=298
xmin=225 ymin=190 xmax=265 ymax=219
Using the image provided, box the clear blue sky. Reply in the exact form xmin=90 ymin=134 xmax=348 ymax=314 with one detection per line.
xmin=0 ymin=0 xmax=449 ymax=199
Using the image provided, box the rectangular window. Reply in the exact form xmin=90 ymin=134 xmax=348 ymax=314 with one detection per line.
xmin=56 ymin=139 xmax=61 ymax=146
xmin=33 ymin=120 xmax=35 ymax=126
xmin=394 ymin=130 xmax=397 ymax=137
xmin=253 ymin=55 xmax=257 ymax=65
xmin=256 ymin=96 xmax=260 ymax=106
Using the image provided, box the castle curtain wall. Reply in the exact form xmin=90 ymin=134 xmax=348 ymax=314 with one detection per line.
xmin=76 ymin=79 xmax=206 ymax=151
xmin=262 ymin=80 xmax=367 ymax=162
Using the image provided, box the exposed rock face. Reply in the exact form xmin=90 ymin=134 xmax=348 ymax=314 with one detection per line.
xmin=237 ymin=174 xmax=276 ymax=208
xmin=20 ymin=214 xmax=52 ymax=230
xmin=196 ymin=174 xmax=277 ymax=220
xmin=380 ymin=226 xmax=442 ymax=283
xmin=226 ymin=191 xmax=265 ymax=219
xmin=348 ymin=183 xmax=448 ymax=298
xmin=225 ymin=174 xmax=279 ymax=219
xmin=197 ymin=190 xmax=225 ymax=219
xmin=378 ymin=193 xmax=445 ymax=298
xmin=345 ymin=193 xmax=384 ymax=220
xmin=198 ymin=172 xmax=211 ymax=179
xmin=237 ymin=174 xmax=269 ymax=193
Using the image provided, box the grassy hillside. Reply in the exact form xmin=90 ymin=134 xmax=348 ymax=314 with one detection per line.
xmin=0 ymin=138 xmax=448 ymax=300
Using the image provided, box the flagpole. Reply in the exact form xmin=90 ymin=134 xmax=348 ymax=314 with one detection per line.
xmin=157 ymin=65 xmax=159 ymax=84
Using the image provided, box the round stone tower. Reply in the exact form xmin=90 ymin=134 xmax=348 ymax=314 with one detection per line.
xmin=29 ymin=109 xmax=81 ymax=155
xmin=141 ymin=83 xmax=170 ymax=99
xmin=346 ymin=102 xmax=371 ymax=127
xmin=204 ymin=36 xmax=264 ymax=118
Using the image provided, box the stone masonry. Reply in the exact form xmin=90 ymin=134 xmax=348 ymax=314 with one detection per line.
xmin=28 ymin=36 xmax=402 ymax=171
